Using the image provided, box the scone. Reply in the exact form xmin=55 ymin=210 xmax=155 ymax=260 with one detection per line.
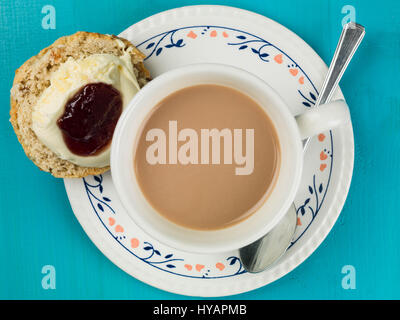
xmin=10 ymin=31 xmax=150 ymax=178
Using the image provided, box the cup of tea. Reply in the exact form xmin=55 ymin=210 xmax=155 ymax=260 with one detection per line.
xmin=110 ymin=63 xmax=349 ymax=253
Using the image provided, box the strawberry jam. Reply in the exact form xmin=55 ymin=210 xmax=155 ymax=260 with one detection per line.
xmin=57 ymin=83 xmax=122 ymax=156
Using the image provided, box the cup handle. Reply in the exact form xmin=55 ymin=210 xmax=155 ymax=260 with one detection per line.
xmin=295 ymin=100 xmax=350 ymax=139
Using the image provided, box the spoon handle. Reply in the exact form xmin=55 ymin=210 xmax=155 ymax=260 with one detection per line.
xmin=303 ymin=22 xmax=365 ymax=149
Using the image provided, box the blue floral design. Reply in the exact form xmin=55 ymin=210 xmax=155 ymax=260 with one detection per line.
xmin=140 ymin=241 xmax=184 ymax=269
xmin=227 ymin=35 xmax=272 ymax=61
xmin=83 ymin=175 xmax=114 ymax=214
xmin=298 ymin=89 xmax=318 ymax=107
xmin=141 ymin=29 xmax=185 ymax=60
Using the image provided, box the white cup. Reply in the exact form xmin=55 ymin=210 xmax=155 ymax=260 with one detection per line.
xmin=111 ymin=63 xmax=350 ymax=254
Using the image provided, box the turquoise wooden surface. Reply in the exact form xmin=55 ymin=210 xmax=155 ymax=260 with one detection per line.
xmin=0 ymin=0 xmax=399 ymax=299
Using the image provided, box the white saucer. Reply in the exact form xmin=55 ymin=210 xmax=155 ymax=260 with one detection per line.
xmin=64 ymin=5 xmax=354 ymax=297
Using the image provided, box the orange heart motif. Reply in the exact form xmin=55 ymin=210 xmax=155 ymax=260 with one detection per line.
xmin=210 ymin=30 xmax=217 ymax=37
xmin=299 ymin=76 xmax=305 ymax=84
xmin=318 ymin=133 xmax=326 ymax=142
xmin=320 ymin=151 xmax=328 ymax=161
xmin=196 ymin=264 xmax=205 ymax=272
xmin=108 ymin=217 xmax=115 ymax=226
xmin=216 ymin=263 xmax=225 ymax=271
xmin=320 ymin=164 xmax=327 ymax=172
xmin=222 ymin=31 xmax=229 ymax=38
xmin=187 ymin=31 xmax=197 ymax=39
xmin=130 ymin=238 xmax=139 ymax=248
xmin=184 ymin=264 xmax=192 ymax=271
xmin=115 ymin=225 xmax=124 ymax=233
xmin=289 ymin=68 xmax=298 ymax=76
xmin=297 ymin=217 xmax=302 ymax=226
xmin=274 ymin=54 xmax=283 ymax=64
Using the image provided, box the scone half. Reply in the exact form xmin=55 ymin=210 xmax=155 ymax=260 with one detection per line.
xmin=10 ymin=31 xmax=150 ymax=178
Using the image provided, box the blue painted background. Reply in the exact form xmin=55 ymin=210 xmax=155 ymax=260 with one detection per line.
xmin=0 ymin=0 xmax=399 ymax=299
